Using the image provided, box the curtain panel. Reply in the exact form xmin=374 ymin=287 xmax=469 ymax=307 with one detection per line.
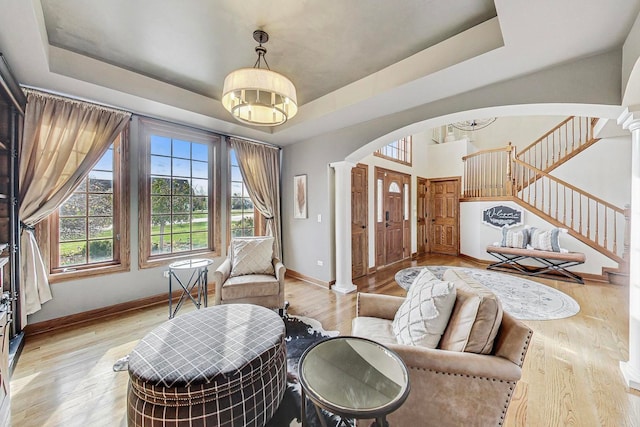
xmin=19 ymin=89 xmax=131 ymax=325
xmin=229 ymin=138 xmax=282 ymax=260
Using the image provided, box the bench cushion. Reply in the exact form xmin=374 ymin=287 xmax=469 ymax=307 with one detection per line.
xmin=486 ymin=245 xmax=586 ymax=262
xmin=439 ymin=269 xmax=503 ymax=354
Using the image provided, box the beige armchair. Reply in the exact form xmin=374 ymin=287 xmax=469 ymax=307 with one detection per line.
xmin=351 ymin=290 xmax=533 ymax=427
xmin=212 ymin=236 xmax=287 ymax=312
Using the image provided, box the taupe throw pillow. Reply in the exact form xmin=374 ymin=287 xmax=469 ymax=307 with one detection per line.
xmin=230 ymin=236 xmax=275 ymax=277
xmin=439 ymin=269 xmax=503 ymax=354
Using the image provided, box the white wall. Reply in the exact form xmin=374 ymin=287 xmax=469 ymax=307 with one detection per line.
xmin=461 ymin=200 xmax=618 ymax=275
xmin=462 ymin=116 xmax=566 ymax=151
xmin=552 ymin=136 xmax=631 ymax=208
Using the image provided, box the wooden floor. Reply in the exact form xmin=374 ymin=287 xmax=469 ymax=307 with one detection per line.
xmin=9 ymin=254 xmax=640 ymax=426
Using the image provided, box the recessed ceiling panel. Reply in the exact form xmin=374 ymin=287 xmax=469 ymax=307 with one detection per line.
xmin=41 ymin=0 xmax=496 ymax=105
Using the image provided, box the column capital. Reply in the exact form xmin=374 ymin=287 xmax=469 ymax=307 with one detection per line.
xmin=618 ymin=107 xmax=640 ymax=132
xmin=329 ymin=160 xmax=357 ymax=171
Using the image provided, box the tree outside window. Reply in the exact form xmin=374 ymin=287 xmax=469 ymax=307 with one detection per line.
xmin=50 ymin=131 xmax=130 ymax=278
xmin=138 ymin=118 xmax=220 ymax=268
xmin=149 ymin=135 xmax=209 ymax=255
xmin=230 ymin=149 xmax=255 ymax=237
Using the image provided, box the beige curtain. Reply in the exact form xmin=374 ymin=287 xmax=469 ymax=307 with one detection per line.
xmin=19 ymin=89 xmax=131 ymax=324
xmin=230 ymin=138 xmax=282 ymax=260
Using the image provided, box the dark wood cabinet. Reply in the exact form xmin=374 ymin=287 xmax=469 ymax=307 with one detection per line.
xmin=0 ymin=52 xmax=26 ymax=424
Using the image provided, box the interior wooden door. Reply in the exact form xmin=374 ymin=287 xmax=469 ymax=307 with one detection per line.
xmin=375 ymin=168 xmax=408 ymax=267
xmin=351 ymin=164 xmax=368 ymax=279
xmin=416 ymin=177 xmax=428 ymax=256
xmin=429 ymin=177 xmax=460 ymax=255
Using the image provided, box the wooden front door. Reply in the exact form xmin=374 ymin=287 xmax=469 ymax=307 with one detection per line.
xmin=351 ymin=164 xmax=368 ymax=279
xmin=416 ymin=177 xmax=428 ymax=256
xmin=429 ymin=177 xmax=460 ymax=256
xmin=375 ymin=168 xmax=410 ymax=267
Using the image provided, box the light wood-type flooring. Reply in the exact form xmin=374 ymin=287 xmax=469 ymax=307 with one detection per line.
xmin=9 ymin=254 xmax=640 ymax=426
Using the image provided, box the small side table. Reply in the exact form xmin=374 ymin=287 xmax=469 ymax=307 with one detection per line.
xmin=168 ymin=258 xmax=213 ymax=318
xmin=299 ymin=336 xmax=410 ymax=427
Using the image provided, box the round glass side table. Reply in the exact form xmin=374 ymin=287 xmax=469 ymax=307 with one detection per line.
xmin=298 ymin=336 xmax=410 ymax=427
xmin=168 ymin=258 xmax=213 ymax=318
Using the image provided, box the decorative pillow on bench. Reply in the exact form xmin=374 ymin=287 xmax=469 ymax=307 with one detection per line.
xmin=499 ymin=226 xmax=529 ymax=249
xmin=529 ymin=227 xmax=567 ymax=252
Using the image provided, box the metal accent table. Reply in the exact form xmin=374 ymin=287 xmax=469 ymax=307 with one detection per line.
xmin=299 ymin=336 xmax=410 ymax=427
xmin=168 ymin=258 xmax=213 ymax=318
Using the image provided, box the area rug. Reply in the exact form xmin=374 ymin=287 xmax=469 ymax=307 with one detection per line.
xmin=396 ymin=266 xmax=580 ymax=321
xmin=113 ymin=315 xmax=352 ymax=427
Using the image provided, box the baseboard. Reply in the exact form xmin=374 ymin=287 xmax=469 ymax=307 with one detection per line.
xmin=25 ymin=289 xmax=188 ymax=337
xmin=367 ymin=266 xmax=377 ymax=274
xmin=458 ymin=253 xmax=492 ymax=266
xmin=286 ymin=269 xmax=330 ymax=288
xmin=27 ymin=271 xmax=334 ymax=336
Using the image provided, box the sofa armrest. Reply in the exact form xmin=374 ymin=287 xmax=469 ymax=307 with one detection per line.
xmin=356 ymin=292 xmax=404 ymax=320
xmin=363 ymin=343 xmax=524 ymax=427
xmin=387 ymin=343 xmax=522 ymax=382
xmin=273 ymin=258 xmax=286 ymax=283
xmin=212 ymin=258 xmax=232 ymax=305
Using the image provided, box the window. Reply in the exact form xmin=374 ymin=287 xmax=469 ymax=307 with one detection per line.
xmin=374 ymin=136 xmax=412 ymax=166
xmin=139 ymin=119 xmax=221 ymax=268
xmin=230 ymin=149 xmax=256 ymax=237
xmin=49 ymin=132 xmax=129 ymax=279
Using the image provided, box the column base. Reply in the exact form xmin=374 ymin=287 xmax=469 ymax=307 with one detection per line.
xmin=620 ymin=361 xmax=640 ymax=391
xmin=331 ymin=283 xmax=357 ymax=294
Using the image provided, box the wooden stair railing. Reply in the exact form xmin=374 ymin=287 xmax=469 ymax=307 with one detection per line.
xmin=462 ymin=146 xmax=627 ymax=263
xmin=462 ymin=144 xmax=515 ymax=198
xmin=512 ymin=158 xmax=624 ymax=263
xmin=517 ymin=116 xmax=600 ymax=173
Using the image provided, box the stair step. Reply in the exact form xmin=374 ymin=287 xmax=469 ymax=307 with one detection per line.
xmin=603 ymin=267 xmax=628 ymax=285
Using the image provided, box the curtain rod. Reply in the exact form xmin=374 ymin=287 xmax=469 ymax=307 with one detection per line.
xmin=21 ymin=85 xmax=131 ymax=116
xmin=21 ymin=84 xmax=281 ymax=150
xmin=228 ymin=135 xmax=281 ymax=150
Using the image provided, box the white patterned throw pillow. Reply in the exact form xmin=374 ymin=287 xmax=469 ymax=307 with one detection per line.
xmin=230 ymin=236 xmax=275 ymax=277
xmin=529 ymin=227 xmax=567 ymax=252
xmin=500 ymin=227 xmax=529 ymax=248
xmin=392 ymin=269 xmax=457 ymax=348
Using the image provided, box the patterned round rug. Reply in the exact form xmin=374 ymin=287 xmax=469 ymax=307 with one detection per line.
xmin=395 ymin=266 xmax=580 ymax=321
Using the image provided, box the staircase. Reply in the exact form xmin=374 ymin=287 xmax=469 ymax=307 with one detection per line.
xmin=462 ymin=117 xmax=629 ymax=280
xmin=517 ymin=116 xmax=600 ymax=173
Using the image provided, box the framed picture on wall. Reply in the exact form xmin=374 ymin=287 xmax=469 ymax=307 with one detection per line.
xmin=294 ymin=174 xmax=308 ymax=219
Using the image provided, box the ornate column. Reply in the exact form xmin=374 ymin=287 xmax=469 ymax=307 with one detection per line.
xmin=330 ymin=161 xmax=357 ymax=294
xmin=618 ymin=108 xmax=640 ymax=390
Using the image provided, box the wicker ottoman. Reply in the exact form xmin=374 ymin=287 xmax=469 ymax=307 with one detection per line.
xmin=127 ymin=304 xmax=286 ymax=427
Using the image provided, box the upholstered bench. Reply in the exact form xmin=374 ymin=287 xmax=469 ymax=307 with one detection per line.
xmin=127 ymin=304 xmax=286 ymax=427
xmin=486 ymin=245 xmax=586 ymax=283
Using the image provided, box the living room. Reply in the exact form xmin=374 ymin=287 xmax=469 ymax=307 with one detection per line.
xmin=2 ymin=1 xmax=640 ymax=426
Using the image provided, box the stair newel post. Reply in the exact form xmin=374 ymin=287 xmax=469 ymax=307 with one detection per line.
xmin=506 ymin=142 xmax=514 ymax=197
